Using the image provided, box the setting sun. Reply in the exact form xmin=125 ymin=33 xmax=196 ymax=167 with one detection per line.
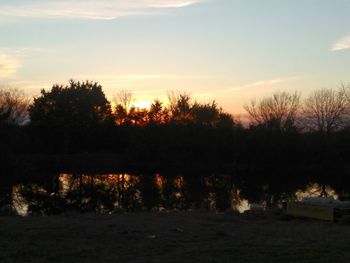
xmin=133 ymin=101 xmax=152 ymax=109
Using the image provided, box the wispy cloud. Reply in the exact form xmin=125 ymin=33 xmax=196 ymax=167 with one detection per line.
xmin=77 ymin=74 xmax=201 ymax=80
xmin=0 ymin=0 xmax=201 ymax=20
xmin=72 ymin=73 xmax=203 ymax=92
xmin=331 ymin=35 xmax=350 ymax=51
xmin=0 ymin=53 xmax=20 ymax=78
xmin=225 ymin=78 xmax=291 ymax=92
xmin=10 ymin=80 xmax=51 ymax=92
xmin=11 ymin=73 xmax=203 ymax=95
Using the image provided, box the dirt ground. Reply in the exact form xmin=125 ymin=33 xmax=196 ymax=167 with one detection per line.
xmin=1 ymin=211 xmax=350 ymax=263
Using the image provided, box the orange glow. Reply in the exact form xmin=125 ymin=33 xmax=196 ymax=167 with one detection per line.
xmin=133 ymin=101 xmax=151 ymax=109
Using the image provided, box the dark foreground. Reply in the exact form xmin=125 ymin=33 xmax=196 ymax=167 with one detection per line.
xmin=1 ymin=211 xmax=350 ymax=263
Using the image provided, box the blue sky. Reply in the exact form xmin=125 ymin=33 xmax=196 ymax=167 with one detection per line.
xmin=1 ymin=0 xmax=350 ymax=113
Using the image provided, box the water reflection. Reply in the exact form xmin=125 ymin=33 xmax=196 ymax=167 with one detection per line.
xmin=0 ymin=173 xmax=342 ymax=216
xmin=295 ymin=183 xmax=338 ymax=201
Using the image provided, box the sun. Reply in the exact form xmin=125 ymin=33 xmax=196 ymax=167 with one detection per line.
xmin=133 ymin=101 xmax=152 ymax=109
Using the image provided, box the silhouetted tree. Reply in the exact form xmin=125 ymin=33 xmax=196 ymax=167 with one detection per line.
xmin=341 ymin=83 xmax=350 ymax=125
xmin=28 ymin=80 xmax=113 ymax=153
xmin=113 ymin=91 xmax=157 ymax=126
xmin=217 ymin=112 xmax=236 ymax=129
xmin=191 ymin=101 xmax=220 ymax=126
xmin=114 ymin=90 xmax=133 ymax=112
xmin=129 ymin=107 xmax=148 ymax=126
xmin=244 ymin=91 xmax=300 ymax=131
xmin=29 ymin=80 xmax=113 ymax=127
xmin=0 ymin=85 xmax=30 ymax=125
xmin=113 ymin=90 xmax=134 ymax=125
xmin=302 ymin=88 xmax=348 ymax=133
xmin=168 ymin=91 xmax=192 ymax=123
xmin=147 ymin=99 xmax=169 ymax=124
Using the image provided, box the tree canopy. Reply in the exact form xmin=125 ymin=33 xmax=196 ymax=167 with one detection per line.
xmin=29 ymin=80 xmax=113 ymax=127
xmin=302 ymin=88 xmax=349 ymax=133
xmin=0 ymin=85 xmax=30 ymax=125
xmin=244 ymin=91 xmax=300 ymax=132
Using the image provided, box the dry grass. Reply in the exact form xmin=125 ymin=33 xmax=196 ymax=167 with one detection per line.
xmin=1 ymin=211 xmax=350 ymax=262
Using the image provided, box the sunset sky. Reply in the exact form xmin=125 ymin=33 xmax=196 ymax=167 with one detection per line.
xmin=1 ymin=0 xmax=350 ymax=113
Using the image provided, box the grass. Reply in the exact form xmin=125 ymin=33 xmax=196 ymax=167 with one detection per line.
xmin=0 ymin=211 xmax=349 ymax=262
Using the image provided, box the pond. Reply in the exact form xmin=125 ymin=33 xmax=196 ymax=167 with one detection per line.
xmin=1 ymin=172 xmax=343 ymax=216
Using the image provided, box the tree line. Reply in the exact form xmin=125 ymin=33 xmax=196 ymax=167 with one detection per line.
xmin=1 ymin=80 xmax=350 ymax=178
xmin=244 ymin=86 xmax=350 ymax=134
xmin=1 ymin=80 xmax=350 ymax=132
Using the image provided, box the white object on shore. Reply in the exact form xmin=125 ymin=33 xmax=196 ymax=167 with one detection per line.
xmin=301 ymin=197 xmax=350 ymax=208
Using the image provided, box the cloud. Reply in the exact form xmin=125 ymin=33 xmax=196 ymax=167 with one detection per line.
xmin=78 ymin=74 xmax=200 ymax=80
xmin=10 ymin=80 xmax=51 ymax=93
xmin=0 ymin=54 xmax=20 ymax=78
xmin=226 ymin=78 xmax=288 ymax=92
xmin=0 ymin=0 xmax=201 ymax=20
xmin=149 ymin=0 xmax=200 ymax=8
xmin=73 ymin=73 xmax=202 ymax=87
xmin=331 ymin=35 xmax=350 ymax=51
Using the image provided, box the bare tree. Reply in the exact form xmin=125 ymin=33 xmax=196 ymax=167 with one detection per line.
xmin=302 ymin=88 xmax=348 ymax=133
xmin=113 ymin=90 xmax=133 ymax=113
xmin=341 ymin=83 xmax=350 ymax=100
xmin=244 ymin=91 xmax=300 ymax=131
xmin=341 ymin=83 xmax=350 ymax=123
xmin=0 ymin=85 xmax=30 ymax=125
xmin=113 ymin=90 xmax=134 ymax=125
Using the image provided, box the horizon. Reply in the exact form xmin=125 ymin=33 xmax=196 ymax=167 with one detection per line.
xmin=1 ymin=0 xmax=350 ymax=114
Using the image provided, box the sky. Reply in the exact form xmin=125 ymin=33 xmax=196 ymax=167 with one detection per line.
xmin=0 ymin=0 xmax=350 ymax=114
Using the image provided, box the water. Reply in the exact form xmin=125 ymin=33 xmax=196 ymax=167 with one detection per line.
xmin=1 ymin=172 xmax=342 ymax=216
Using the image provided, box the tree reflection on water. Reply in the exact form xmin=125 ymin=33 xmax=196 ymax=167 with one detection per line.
xmin=3 ymin=172 xmax=341 ymax=216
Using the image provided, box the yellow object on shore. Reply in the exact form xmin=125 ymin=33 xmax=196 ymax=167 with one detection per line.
xmin=287 ymin=197 xmax=350 ymax=221
xmin=287 ymin=202 xmax=334 ymax=221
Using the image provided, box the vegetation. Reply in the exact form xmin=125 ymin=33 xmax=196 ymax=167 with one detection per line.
xmin=0 ymin=81 xmax=350 ymax=160
xmin=29 ymin=80 xmax=113 ymax=127
xmin=302 ymin=88 xmax=349 ymax=133
xmin=244 ymin=91 xmax=301 ymax=132
xmin=0 ymin=85 xmax=30 ymax=125
xmin=2 ymin=80 xmax=350 ymax=132
xmin=1 ymin=212 xmax=350 ymax=263
xmin=1 ymin=81 xmax=350 ymax=210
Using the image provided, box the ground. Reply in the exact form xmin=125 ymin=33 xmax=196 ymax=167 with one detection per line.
xmin=1 ymin=211 xmax=350 ymax=263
